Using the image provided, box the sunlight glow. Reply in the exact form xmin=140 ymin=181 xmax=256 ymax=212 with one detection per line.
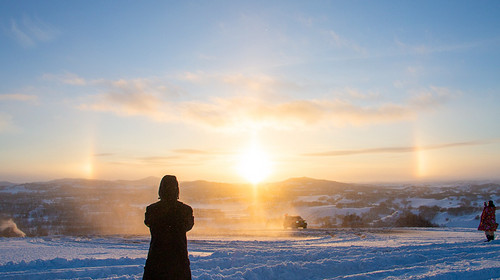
xmin=414 ymin=133 xmax=427 ymax=179
xmin=237 ymin=142 xmax=273 ymax=185
xmin=415 ymin=147 xmax=426 ymax=178
xmin=83 ymin=161 xmax=94 ymax=178
xmin=83 ymin=138 xmax=95 ymax=179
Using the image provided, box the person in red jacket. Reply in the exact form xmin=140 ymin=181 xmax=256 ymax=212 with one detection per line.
xmin=143 ymin=175 xmax=194 ymax=279
xmin=478 ymin=200 xmax=497 ymax=242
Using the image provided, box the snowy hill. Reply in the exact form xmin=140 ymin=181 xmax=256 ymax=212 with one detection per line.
xmin=0 ymin=177 xmax=499 ymax=236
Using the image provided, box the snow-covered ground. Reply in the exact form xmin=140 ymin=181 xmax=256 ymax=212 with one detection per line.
xmin=1 ymin=228 xmax=499 ymax=280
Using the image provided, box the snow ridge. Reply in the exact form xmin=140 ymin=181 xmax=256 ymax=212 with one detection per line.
xmin=0 ymin=258 xmax=143 ymax=280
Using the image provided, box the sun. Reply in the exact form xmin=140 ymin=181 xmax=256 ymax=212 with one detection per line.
xmin=237 ymin=143 xmax=273 ymax=185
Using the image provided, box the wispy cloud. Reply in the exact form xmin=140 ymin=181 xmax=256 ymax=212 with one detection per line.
xmin=105 ymin=155 xmax=205 ymax=168
xmin=173 ymin=149 xmax=213 ymax=155
xmin=76 ymin=74 xmax=454 ymax=131
xmin=303 ymin=140 xmax=494 ymax=157
xmin=327 ymin=30 xmax=366 ymax=54
xmin=394 ymin=38 xmax=483 ymax=55
xmin=10 ymin=15 xmax=59 ymax=48
xmin=137 ymin=156 xmax=182 ymax=165
xmin=179 ymin=88 xmax=452 ymax=130
xmin=0 ymin=94 xmax=38 ymax=102
xmin=42 ymin=72 xmax=86 ymax=86
xmin=82 ymin=92 xmax=168 ymax=120
xmin=79 ymin=78 xmax=180 ymax=122
xmin=409 ymin=87 xmax=454 ymax=109
xmin=173 ymin=149 xmax=234 ymax=156
xmin=93 ymin=148 xmax=232 ymax=169
xmin=94 ymin=153 xmax=115 ymax=157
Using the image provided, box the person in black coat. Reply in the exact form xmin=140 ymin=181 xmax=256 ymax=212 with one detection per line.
xmin=143 ymin=175 xmax=194 ymax=280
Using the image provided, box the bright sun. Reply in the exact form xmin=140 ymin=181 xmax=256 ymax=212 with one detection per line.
xmin=237 ymin=143 xmax=273 ymax=185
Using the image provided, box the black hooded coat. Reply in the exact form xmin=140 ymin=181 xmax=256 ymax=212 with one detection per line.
xmin=143 ymin=176 xmax=194 ymax=280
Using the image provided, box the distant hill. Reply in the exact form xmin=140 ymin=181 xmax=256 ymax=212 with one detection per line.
xmin=0 ymin=177 xmax=498 ymax=236
xmin=0 ymin=181 xmax=16 ymax=188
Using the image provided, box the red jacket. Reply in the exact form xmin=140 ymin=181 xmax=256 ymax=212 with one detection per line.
xmin=478 ymin=206 xmax=497 ymax=231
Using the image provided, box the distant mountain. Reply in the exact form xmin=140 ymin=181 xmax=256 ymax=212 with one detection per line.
xmin=0 ymin=181 xmax=16 ymax=187
xmin=46 ymin=176 xmax=162 ymax=188
xmin=0 ymin=177 xmax=498 ymax=236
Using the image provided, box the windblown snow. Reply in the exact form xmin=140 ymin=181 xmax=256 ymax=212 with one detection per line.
xmin=1 ymin=228 xmax=499 ymax=280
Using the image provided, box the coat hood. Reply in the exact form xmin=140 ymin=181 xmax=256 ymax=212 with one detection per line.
xmin=158 ymin=175 xmax=179 ymax=201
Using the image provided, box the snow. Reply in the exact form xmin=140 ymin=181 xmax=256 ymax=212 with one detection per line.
xmin=433 ymin=212 xmax=480 ymax=228
xmin=0 ymin=185 xmax=30 ymax=194
xmin=301 ymin=205 xmax=372 ymax=225
xmin=406 ymin=198 xmax=450 ymax=208
xmin=1 ymin=228 xmax=499 ymax=280
xmin=296 ymin=195 xmax=329 ymax=202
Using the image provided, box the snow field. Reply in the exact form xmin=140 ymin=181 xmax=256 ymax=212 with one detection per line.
xmin=0 ymin=228 xmax=499 ymax=280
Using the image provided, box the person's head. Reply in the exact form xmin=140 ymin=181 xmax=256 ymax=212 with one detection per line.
xmin=158 ymin=175 xmax=179 ymax=201
xmin=488 ymin=200 xmax=495 ymax=207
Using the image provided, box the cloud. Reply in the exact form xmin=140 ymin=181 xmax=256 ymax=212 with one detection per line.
xmin=95 ymin=152 xmax=212 ymax=168
xmin=342 ymin=87 xmax=380 ymax=100
xmin=137 ymin=156 xmax=181 ymax=165
xmin=79 ymin=78 xmax=180 ymax=122
xmin=82 ymin=92 xmax=168 ymax=120
xmin=303 ymin=140 xmax=493 ymax=157
xmin=42 ymin=72 xmax=86 ymax=86
xmin=0 ymin=94 xmax=38 ymax=102
xmin=327 ymin=30 xmax=366 ymax=54
xmin=10 ymin=15 xmax=59 ymax=47
xmin=395 ymin=38 xmax=482 ymax=55
xmin=78 ymin=74 xmax=453 ymax=131
xmin=173 ymin=149 xmax=233 ymax=156
xmin=179 ymin=89 xmax=449 ymax=130
xmin=173 ymin=149 xmax=213 ymax=155
xmin=94 ymin=153 xmax=115 ymax=157
xmin=10 ymin=21 xmax=34 ymax=47
xmin=176 ymin=72 xmax=303 ymax=98
xmin=408 ymin=86 xmax=454 ymax=109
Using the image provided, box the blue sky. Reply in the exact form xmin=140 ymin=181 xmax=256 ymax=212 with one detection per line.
xmin=1 ymin=1 xmax=500 ymax=183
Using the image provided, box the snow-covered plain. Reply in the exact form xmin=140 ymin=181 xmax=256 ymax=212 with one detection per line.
xmin=1 ymin=228 xmax=499 ymax=280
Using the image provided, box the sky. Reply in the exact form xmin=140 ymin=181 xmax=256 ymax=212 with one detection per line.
xmin=1 ymin=0 xmax=500 ymax=184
